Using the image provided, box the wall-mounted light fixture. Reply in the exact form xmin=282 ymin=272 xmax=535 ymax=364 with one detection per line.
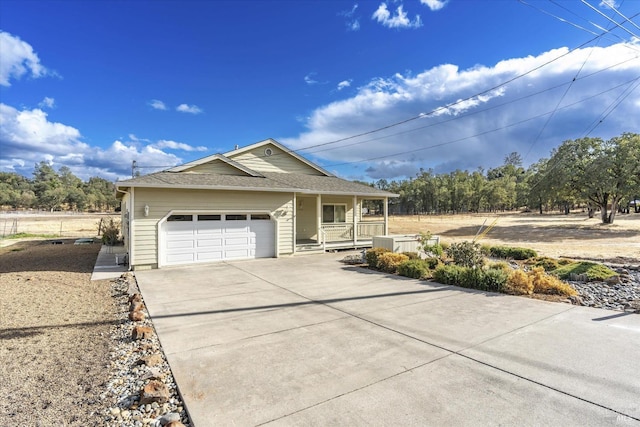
xmin=144 ymin=205 xmax=149 ymax=217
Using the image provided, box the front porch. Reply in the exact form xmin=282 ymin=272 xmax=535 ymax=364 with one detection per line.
xmin=294 ymin=193 xmax=388 ymax=253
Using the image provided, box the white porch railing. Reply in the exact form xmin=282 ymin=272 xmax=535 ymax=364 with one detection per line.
xmin=320 ymin=222 xmax=385 ymax=243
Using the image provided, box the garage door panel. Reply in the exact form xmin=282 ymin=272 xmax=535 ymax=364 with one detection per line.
xmin=163 ymin=214 xmax=274 ymax=266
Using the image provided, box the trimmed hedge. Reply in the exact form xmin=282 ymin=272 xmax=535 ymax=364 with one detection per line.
xmin=433 ymin=264 xmax=508 ymax=292
xmin=397 ymin=259 xmax=431 ymax=279
xmin=489 ymin=245 xmax=537 ymax=260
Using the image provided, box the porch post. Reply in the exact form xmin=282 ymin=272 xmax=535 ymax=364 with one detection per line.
xmin=383 ymin=197 xmax=389 ymax=235
xmin=317 ymin=194 xmax=322 ymax=244
xmin=353 ymin=195 xmax=358 ymax=245
xmin=293 ymin=193 xmax=297 ymax=253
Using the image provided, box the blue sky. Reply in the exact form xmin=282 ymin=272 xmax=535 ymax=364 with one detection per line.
xmin=1 ymin=0 xmax=639 ymax=182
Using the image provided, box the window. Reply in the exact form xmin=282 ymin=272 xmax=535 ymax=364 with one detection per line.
xmin=322 ymin=204 xmax=346 ymax=223
xmin=198 ymin=214 xmax=221 ymax=221
xmin=251 ymin=214 xmax=271 ymax=220
xmin=225 ymin=214 xmax=247 ymax=220
xmin=167 ymin=214 xmax=193 ymax=222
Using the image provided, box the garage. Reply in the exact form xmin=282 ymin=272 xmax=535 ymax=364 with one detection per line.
xmin=161 ymin=213 xmax=275 ymax=266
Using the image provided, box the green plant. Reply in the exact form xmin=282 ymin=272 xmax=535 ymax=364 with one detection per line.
xmin=488 ymin=261 xmax=511 ymax=272
xmin=397 ymin=259 xmax=430 ymax=279
xmin=424 ymin=257 xmax=441 ymax=270
xmin=459 ymin=267 xmax=484 ymax=289
xmin=376 ymin=252 xmax=409 ymax=274
xmin=489 ymin=245 xmax=537 ymax=260
xmin=101 ymin=218 xmax=121 ymax=245
xmin=526 ymin=256 xmax=560 ymax=271
xmin=365 ymin=247 xmax=390 ymax=267
xmin=481 ymin=268 xmax=509 ymax=292
xmin=433 ymin=264 xmax=466 ymax=285
xmin=504 ymin=269 xmax=534 ymax=295
xmin=402 ymin=251 xmax=420 ymax=260
xmin=446 ymin=241 xmax=485 ymax=268
xmin=552 ymin=261 xmax=617 ymax=281
xmin=418 ymin=231 xmax=443 ymax=257
xmin=530 ymin=267 xmax=577 ymax=296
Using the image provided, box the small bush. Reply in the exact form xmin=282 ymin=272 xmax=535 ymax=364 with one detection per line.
xmin=433 ymin=264 xmax=466 ymax=285
xmin=481 ymin=268 xmax=509 ymax=292
xmin=480 ymin=244 xmax=492 ymax=256
xmin=398 ymin=259 xmax=430 ymax=279
xmin=553 ymin=261 xmax=617 ymax=281
xmin=488 ymin=261 xmax=511 ymax=273
xmin=530 ymin=267 xmax=577 ymax=296
xmin=402 ymin=251 xmax=420 ymax=260
xmin=366 ymin=247 xmax=390 ymax=267
xmin=526 ymin=256 xmax=560 ymax=271
xmin=489 ymin=245 xmax=537 ymax=260
xmin=424 ymin=257 xmax=441 ymax=270
xmin=459 ymin=267 xmax=484 ymax=289
xmin=504 ymin=269 xmax=534 ymax=295
xmin=377 ymin=252 xmax=410 ymax=274
xmin=101 ymin=218 xmax=121 ymax=245
xmin=446 ymin=241 xmax=484 ymax=268
xmin=440 ymin=242 xmax=450 ymax=251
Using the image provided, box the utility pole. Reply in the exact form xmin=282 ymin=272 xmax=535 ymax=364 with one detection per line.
xmin=132 ymin=160 xmax=137 ymax=178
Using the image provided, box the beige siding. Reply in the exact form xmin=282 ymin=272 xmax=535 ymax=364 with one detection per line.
xmin=182 ymin=161 xmax=248 ymax=175
xmin=296 ymin=196 xmax=318 ymax=240
xmin=131 ymin=188 xmax=294 ymax=268
xmin=229 ymin=144 xmax=324 ymax=175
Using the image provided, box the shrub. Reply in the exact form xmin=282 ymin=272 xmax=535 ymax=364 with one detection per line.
xmin=366 ymin=247 xmax=390 ymax=268
xmin=377 ymin=252 xmax=410 ymax=274
xmin=504 ymin=269 xmax=534 ymax=295
xmin=418 ymin=231 xmax=443 ymax=257
xmin=460 ymin=267 xmax=484 ymax=289
xmin=529 ymin=267 xmax=577 ymax=296
xmin=398 ymin=259 xmax=430 ymax=279
xmin=402 ymin=251 xmax=420 ymax=260
xmin=478 ymin=268 xmax=508 ymax=292
xmin=488 ymin=261 xmax=511 ymax=273
xmin=446 ymin=241 xmax=485 ymax=268
xmin=424 ymin=257 xmax=441 ymax=270
xmin=553 ymin=261 xmax=617 ymax=281
xmin=440 ymin=241 xmax=450 ymax=252
xmin=433 ymin=264 xmax=466 ymax=285
xmin=489 ymin=245 xmax=537 ymax=260
xmin=526 ymin=256 xmax=560 ymax=271
xmin=101 ymin=218 xmax=121 ymax=245
xmin=480 ymin=244 xmax=492 ymax=256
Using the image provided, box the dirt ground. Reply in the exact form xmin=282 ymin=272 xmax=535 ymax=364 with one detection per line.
xmin=0 ymin=240 xmax=116 ymax=426
xmin=388 ymin=212 xmax=640 ymax=264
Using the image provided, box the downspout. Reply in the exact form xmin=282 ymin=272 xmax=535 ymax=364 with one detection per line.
xmin=384 ymin=197 xmax=389 ymax=235
xmin=293 ymin=192 xmax=297 ymax=254
xmin=115 ymin=187 xmax=133 ymax=271
xmin=129 ymin=187 xmax=135 ymax=268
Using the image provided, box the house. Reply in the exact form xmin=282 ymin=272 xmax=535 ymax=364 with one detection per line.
xmin=115 ymin=139 xmax=398 ymax=269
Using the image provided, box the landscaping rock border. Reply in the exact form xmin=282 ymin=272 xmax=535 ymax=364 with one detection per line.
xmin=101 ymin=273 xmax=191 ymax=427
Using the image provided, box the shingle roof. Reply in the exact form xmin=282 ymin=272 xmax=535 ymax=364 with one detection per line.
xmin=116 ymin=171 xmax=396 ymax=197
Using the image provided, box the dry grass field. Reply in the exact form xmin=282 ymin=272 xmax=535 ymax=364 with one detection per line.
xmin=0 ymin=213 xmax=118 ymax=245
xmin=389 ymin=212 xmax=640 ymax=263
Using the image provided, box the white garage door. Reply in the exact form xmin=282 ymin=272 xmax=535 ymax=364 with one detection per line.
xmin=162 ymin=213 xmax=275 ymax=266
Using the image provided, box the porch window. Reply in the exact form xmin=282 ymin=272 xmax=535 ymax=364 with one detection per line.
xmin=322 ymin=204 xmax=346 ymax=223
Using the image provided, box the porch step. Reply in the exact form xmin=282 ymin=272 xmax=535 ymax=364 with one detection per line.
xmin=295 ymin=244 xmax=325 ymax=255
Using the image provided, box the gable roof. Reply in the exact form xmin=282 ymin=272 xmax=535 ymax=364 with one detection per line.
xmin=168 ymin=153 xmax=263 ymax=177
xmin=115 ymin=139 xmax=397 ymax=198
xmin=224 ymin=138 xmax=334 ymax=177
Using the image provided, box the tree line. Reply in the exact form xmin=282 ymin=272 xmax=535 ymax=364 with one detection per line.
xmin=370 ymin=133 xmax=640 ymax=224
xmin=0 ymin=162 xmax=118 ymax=212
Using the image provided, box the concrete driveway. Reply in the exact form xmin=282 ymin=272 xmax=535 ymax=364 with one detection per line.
xmin=135 ymin=252 xmax=640 ymax=426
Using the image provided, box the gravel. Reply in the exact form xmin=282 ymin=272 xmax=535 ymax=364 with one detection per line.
xmin=567 ymin=265 xmax=640 ymax=312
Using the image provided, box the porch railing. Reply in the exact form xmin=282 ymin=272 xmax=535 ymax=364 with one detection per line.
xmin=320 ymin=222 xmax=385 ymax=243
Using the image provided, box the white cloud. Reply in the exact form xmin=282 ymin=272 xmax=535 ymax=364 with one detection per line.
xmin=420 ymin=0 xmax=448 ymax=11
xmin=149 ymin=99 xmax=167 ymax=110
xmin=339 ymin=3 xmax=361 ymax=31
xmin=154 ymin=139 xmax=207 ymax=152
xmin=0 ymin=31 xmax=50 ymax=86
xmin=0 ymin=103 xmax=182 ymax=180
xmin=283 ymin=42 xmax=640 ymax=180
xmin=599 ymin=0 xmax=619 ymax=9
xmin=337 ymin=80 xmax=352 ymax=90
xmin=372 ymin=3 xmax=422 ymax=29
xmin=176 ymin=103 xmax=203 ymax=114
xmin=305 ymin=73 xmax=319 ymax=85
xmin=38 ymin=97 xmax=55 ymax=109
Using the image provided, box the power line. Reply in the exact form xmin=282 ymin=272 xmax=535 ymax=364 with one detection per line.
xmin=322 ymin=75 xmax=640 ymax=168
xmin=580 ymin=0 xmax=640 ymax=39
